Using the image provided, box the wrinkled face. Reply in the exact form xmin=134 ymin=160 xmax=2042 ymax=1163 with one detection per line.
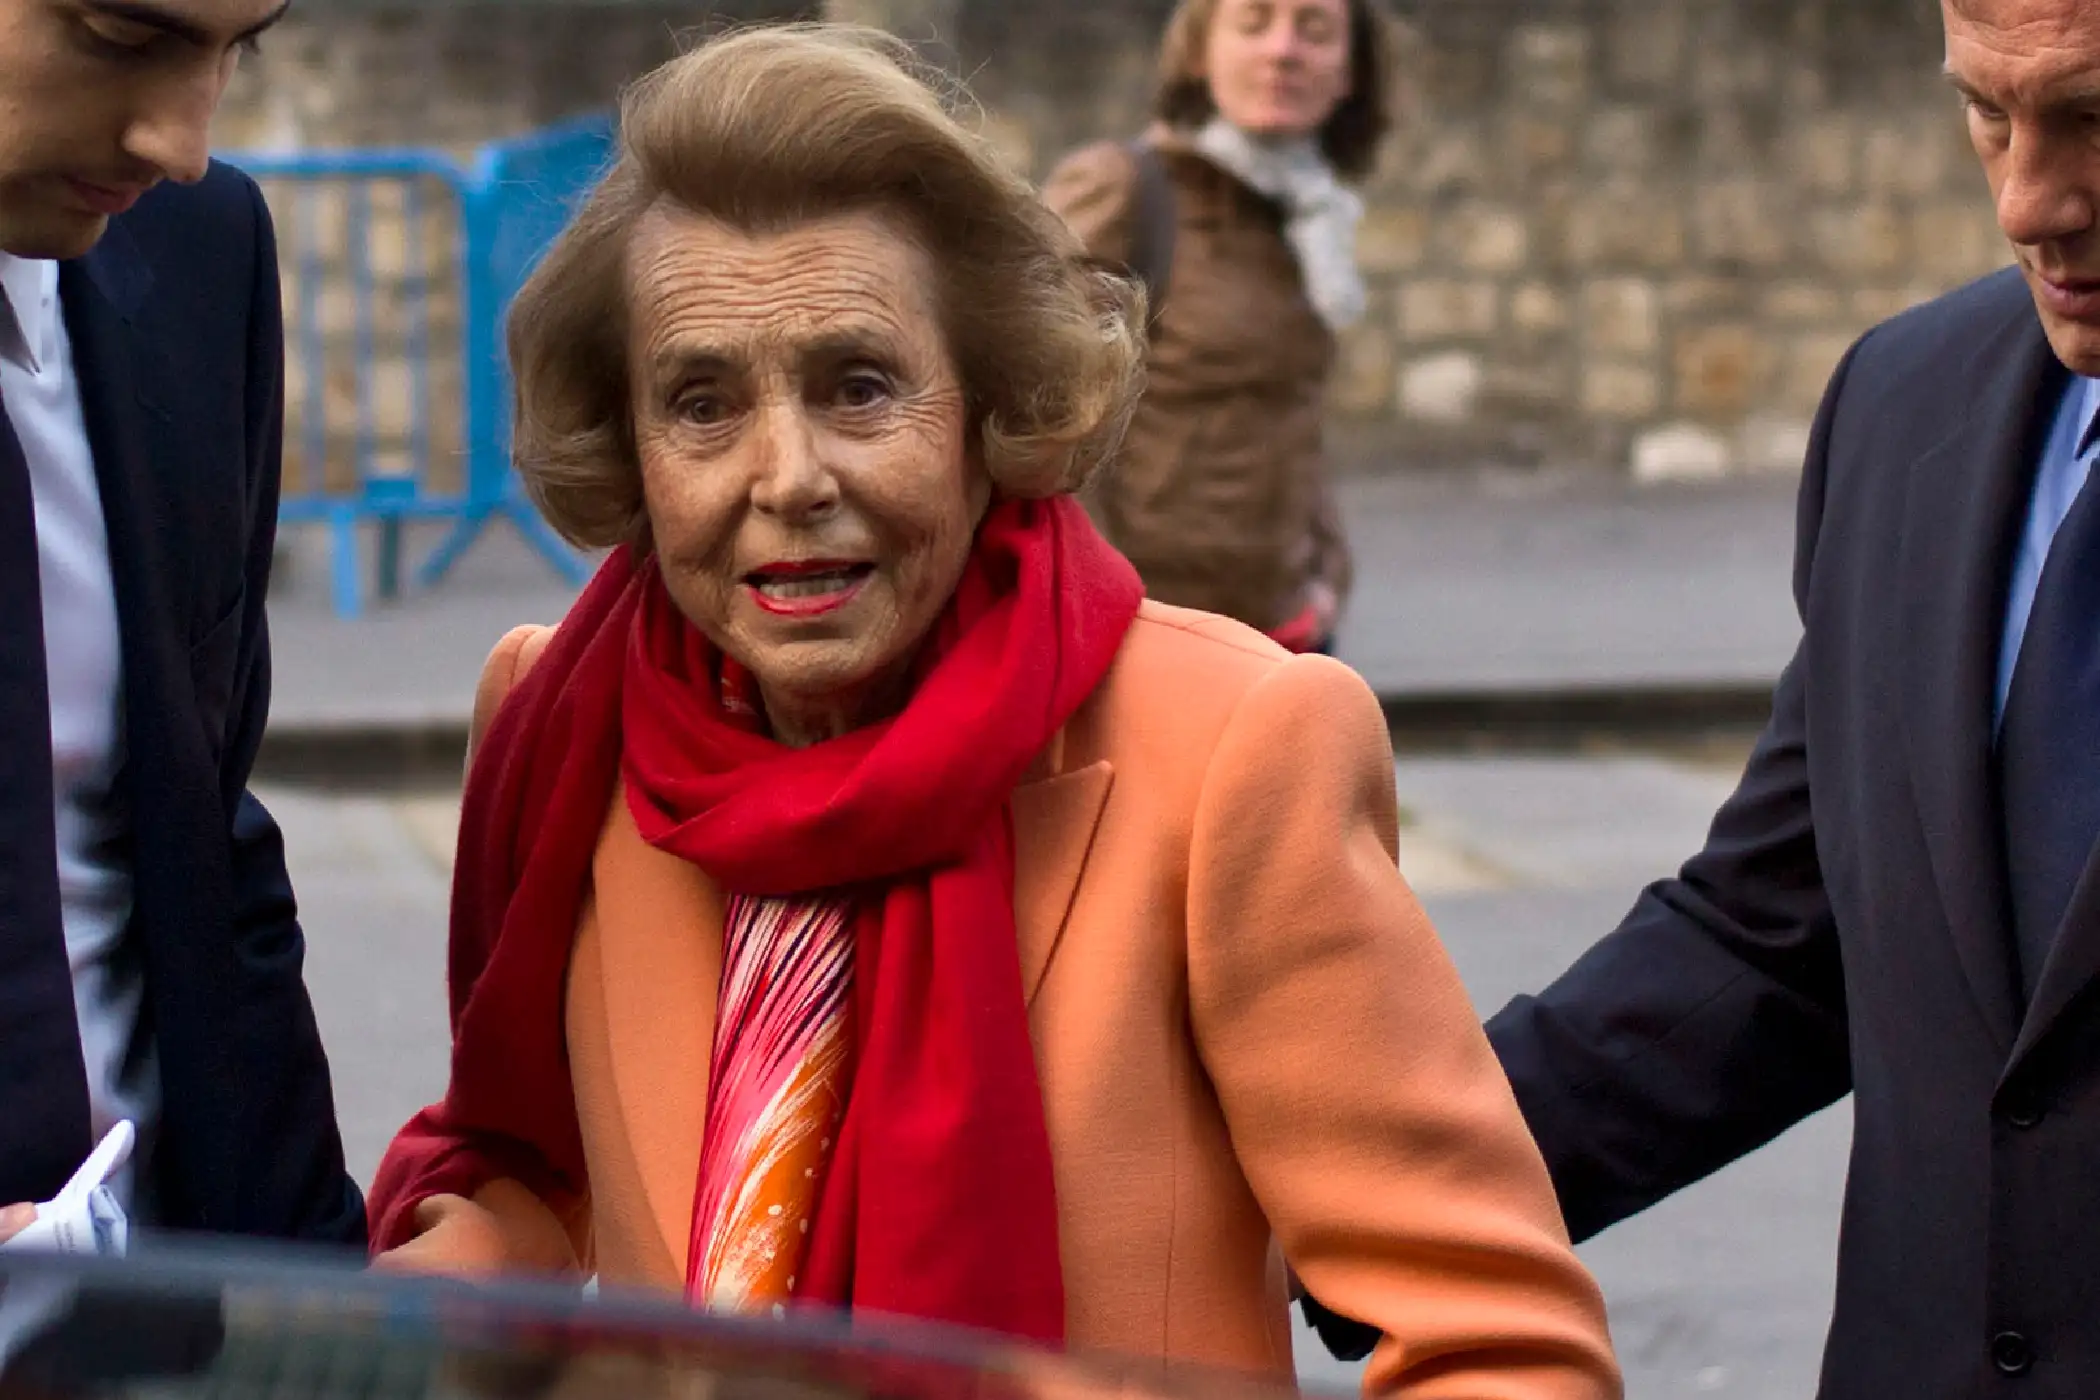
xmin=627 ymin=204 xmax=989 ymax=731
xmin=0 ymin=0 xmax=284 ymax=259
xmin=1202 ymin=0 xmax=1353 ymax=140
xmin=1944 ymin=0 xmax=2100 ymax=374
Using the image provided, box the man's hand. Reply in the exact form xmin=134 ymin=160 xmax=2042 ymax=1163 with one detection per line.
xmin=0 ymin=1202 xmax=38 ymax=1245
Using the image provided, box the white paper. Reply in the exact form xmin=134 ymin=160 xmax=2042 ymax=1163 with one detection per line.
xmin=0 ymin=1121 xmax=134 ymax=1258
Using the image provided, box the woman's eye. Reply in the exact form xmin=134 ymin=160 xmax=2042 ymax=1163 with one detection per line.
xmin=837 ymin=374 xmax=890 ymax=409
xmin=679 ymin=394 xmax=727 ymax=425
xmin=1296 ymin=8 xmax=1339 ymax=43
xmin=1232 ymin=3 xmax=1273 ymax=34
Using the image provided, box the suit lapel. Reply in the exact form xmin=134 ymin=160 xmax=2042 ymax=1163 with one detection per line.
xmin=59 ymin=223 xmax=252 ymax=1223
xmin=1899 ymin=307 xmax=2063 ymax=1060
xmin=60 ymin=225 xmax=180 ymax=771
xmin=2015 ymin=661 xmax=2100 ymax=1062
xmin=2015 ymin=883 xmax=2100 ymax=1068
xmin=1010 ymin=760 xmax=1114 ymax=1005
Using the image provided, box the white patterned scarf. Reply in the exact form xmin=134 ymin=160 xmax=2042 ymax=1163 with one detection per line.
xmin=1188 ymin=116 xmax=1368 ymax=333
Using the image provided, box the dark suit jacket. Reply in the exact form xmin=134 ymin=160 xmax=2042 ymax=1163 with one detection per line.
xmin=1482 ymin=267 xmax=2100 ymax=1396
xmin=43 ymin=163 xmax=364 ymax=1246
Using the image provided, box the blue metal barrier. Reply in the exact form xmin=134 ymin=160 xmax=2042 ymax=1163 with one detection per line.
xmin=225 ymin=114 xmax=614 ymax=618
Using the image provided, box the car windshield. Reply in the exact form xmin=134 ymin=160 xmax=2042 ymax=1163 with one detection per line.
xmin=0 ymin=1242 xmax=1334 ymax=1400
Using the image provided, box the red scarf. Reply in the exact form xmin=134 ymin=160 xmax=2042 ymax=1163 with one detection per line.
xmin=367 ymin=497 xmax=1141 ymax=1345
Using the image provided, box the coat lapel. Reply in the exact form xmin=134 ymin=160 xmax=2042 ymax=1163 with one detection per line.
xmin=586 ymin=792 xmax=722 ymax=1277
xmin=1010 ymin=760 xmax=1114 ymax=1005
xmin=1899 ymin=305 xmax=2063 ymax=1060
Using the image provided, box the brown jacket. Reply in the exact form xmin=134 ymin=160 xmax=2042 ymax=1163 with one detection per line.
xmin=386 ymin=605 xmax=1620 ymax=1399
xmin=1043 ymin=130 xmax=1353 ymax=634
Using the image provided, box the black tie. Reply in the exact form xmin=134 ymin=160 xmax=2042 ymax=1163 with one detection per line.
xmin=0 ymin=390 xmax=94 ymax=1203
xmin=1999 ymin=418 xmax=2100 ymax=1003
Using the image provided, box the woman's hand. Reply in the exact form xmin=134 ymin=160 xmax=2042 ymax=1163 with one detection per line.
xmin=370 ymin=1185 xmax=585 ymax=1280
xmin=0 ymin=1202 xmax=35 ymax=1245
xmin=369 ymin=1192 xmax=516 ymax=1276
xmin=371 ymin=1232 xmax=485 ymax=1276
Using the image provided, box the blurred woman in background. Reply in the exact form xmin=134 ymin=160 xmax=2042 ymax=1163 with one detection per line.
xmin=1043 ymin=0 xmax=1394 ymax=654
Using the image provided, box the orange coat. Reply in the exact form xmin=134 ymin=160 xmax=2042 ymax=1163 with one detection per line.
xmin=384 ymin=601 xmax=1620 ymax=1399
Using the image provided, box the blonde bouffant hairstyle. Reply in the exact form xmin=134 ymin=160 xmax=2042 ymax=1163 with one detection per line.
xmin=507 ymin=23 xmax=1149 ymax=550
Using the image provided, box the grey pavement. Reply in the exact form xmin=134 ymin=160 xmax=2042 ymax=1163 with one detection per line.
xmin=262 ymin=470 xmax=1804 ymax=740
xmin=1329 ymin=470 xmax=1801 ymax=699
xmin=282 ymin=785 xmax=454 ymax=1187
xmin=274 ymin=742 xmax=1845 ymax=1400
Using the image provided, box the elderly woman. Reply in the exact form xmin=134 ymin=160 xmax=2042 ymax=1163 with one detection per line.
xmin=1043 ymin=0 xmax=1396 ymax=654
xmin=367 ymin=25 xmax=1618 ymax=1400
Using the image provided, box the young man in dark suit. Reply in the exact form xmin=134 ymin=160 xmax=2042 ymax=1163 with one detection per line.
xmin=0 ymin=0 xmax=363 ymax=1247
xmin=1424 ymin=0 xmax=2100 ymax=1393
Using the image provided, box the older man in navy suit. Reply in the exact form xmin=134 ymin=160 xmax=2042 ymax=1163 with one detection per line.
xmin=1274 ymin=0 xmax=2100 ymax=1392
xmin=0 ymin=0 xmax=361 ymax=1246
xmin=1468 ymin=2 xmax=2100 ymax=1394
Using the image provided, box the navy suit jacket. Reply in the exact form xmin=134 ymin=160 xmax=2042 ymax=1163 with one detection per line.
xmin=47 ymin=162 xmax=364 ymax=1246
xmin=1484 ymin=268 xmax=2100 ymax=1397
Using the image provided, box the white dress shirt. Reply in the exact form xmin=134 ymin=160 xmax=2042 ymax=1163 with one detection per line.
xmin=0 ymin=254 xmax=156 ymax=1216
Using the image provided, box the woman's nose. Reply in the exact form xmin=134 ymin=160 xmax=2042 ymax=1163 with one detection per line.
xmin=1261 ymin=20 xmax=1308 ymax=63
xmin=748 ymin=406 xmax=839 ymax=519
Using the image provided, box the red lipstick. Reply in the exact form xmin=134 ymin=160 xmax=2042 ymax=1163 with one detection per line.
xmin=743 ymin=559 xmax=874 ymax=618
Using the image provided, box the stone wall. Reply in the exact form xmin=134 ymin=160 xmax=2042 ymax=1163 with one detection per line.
xmin=1328 ymin=0 xmax=2009 ymax=476
xmin=216 ymin=0 xmax=2011 ymax=482
xmin=216 ymin=5 xmax=801 ymax=495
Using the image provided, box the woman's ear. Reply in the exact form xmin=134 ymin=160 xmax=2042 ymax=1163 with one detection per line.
xmin=627 ymin=505 xmax=658 ymax=559
xmin=967 ymin=439 xmax=996 ymax=525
